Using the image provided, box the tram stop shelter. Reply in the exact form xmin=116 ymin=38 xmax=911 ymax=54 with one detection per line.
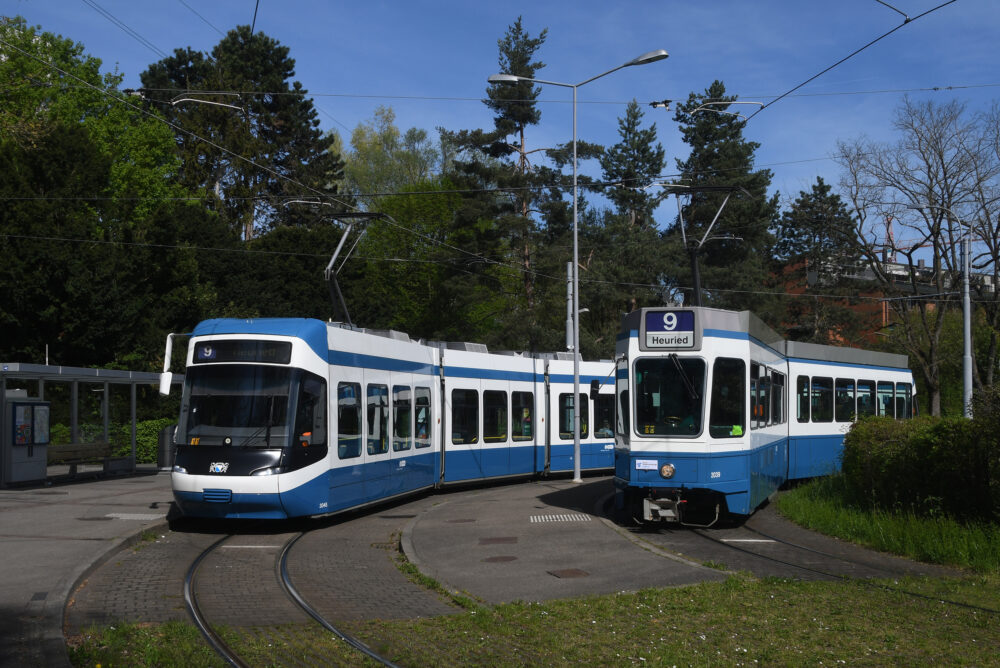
xmin=1 ymin=363 xmax=182 ymax=487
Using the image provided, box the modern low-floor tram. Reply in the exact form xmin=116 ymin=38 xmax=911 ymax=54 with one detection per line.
xmin=163 ymin=318 xmax=617 ymax=519
xmin=614 ymin=307 xmax=915 ymax=526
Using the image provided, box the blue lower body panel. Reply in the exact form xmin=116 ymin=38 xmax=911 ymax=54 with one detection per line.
xmin=788 ymin=435 xmax=844 ymax=480
xmin=614 ymin=439 xmax=788 ymax=516
xmin=173 ymin=489 xmax=288 ymax=519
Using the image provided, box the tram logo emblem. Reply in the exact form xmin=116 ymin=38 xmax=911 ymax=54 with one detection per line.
xmin=209 ymin=462 xmax=229 ymax=473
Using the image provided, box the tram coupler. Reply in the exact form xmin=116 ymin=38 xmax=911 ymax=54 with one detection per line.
xmin=643 ymin=496 xmax=680 ymax=522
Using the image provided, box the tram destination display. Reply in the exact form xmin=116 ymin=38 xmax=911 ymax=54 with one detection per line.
xmin=643 ymin=310 xmax=696 ymax=349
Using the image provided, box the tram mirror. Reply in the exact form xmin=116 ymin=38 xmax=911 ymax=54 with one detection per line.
xmin=159 ymin=372 xmax=173 ymax=396
xmin=590 ymin=379 xmax=600 ymax=400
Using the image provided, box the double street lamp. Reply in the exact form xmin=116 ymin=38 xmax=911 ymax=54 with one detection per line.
xmin=489 ymin=49 xmax=669 ymax=482
xmin=907 ymin=204 xmax=973 ymax=418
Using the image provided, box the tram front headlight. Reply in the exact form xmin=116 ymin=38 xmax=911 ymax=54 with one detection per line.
xmin=251 ymin=466 xmax=284 ymax=477
xmin=172 ymin=465 xmax=188 ymax=474
xmin=659 ymin=463 xmax=676 ymax=479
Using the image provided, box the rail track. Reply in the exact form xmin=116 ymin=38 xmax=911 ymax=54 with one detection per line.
xmin=184 ymin=530 xmax=399 ymax=667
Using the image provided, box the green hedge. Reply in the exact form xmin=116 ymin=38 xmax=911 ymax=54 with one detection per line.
xmin=842 ymin=405 xmax=999 ymax=521
xmin=109 ymin=418 xmax=176 ymax=463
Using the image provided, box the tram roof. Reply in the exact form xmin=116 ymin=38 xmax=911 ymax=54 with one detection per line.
xmin=622 ymin=307 xmax=909 ymax=370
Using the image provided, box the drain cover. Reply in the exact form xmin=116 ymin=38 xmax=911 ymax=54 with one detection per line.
xmin=479 ymin=536 xmax=518 ymax=545
xmin=482 ymin=556 xmax=518 ymax=563
xmin=547 ymin=568 xmax=589 ymax=579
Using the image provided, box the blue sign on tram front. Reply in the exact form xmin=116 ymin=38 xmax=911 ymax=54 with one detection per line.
xmin=644 ymin=310 xmax=695 ymax=348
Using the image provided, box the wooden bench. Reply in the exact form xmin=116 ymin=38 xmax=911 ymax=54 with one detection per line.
xmin=47 ymin=442 xmax=131 ymax=476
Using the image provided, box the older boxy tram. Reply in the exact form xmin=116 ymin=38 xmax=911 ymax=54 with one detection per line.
xmin=160 ymin=318 xmax=616 ymax=519
xmin=613 ymin=307 xmax=915 ymax=526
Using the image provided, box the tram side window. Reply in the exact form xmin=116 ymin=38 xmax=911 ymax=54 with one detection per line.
xmin=796 ymin=376 xmax=810 ymax=423
xmin=295 ymin=372 xmax=327 ymax=446
xmin=367 ymin=384 xmax=389 ymax=455
xmin=559 ymin=393 xmax=589 ymax=439
xmin=392 ymin=385 xmax=412 ymax=452
xmin=451 ymin=389 xmax=479 ymax=444
xmin=512 ymin=391 xmax=534 ymax=441
xmin=771 ymin=371 xmax=786 ymax=424
xmin=595 ymin=394 xmax=614 ymax=438
xmin=857 ymin=380 xmax=876 ymax=417
xmin=835 ymin=378 xmax=856 ymax=422
xmin=484 ymin=390 xmax=508 ymax=442
xmin=337 ymin=382 xmax=362 ymax=459
xmin=758 ymin=371 xmax=771 ymax=429
xmin=896 ymin=382 xmax=913 ymax=419
xmin=709 ymin=357 xmax=745 ymax=438
xmin=812 ymin=377 xmax=833 ymax=422
xmin=877 ymin=381 xmax=895 ymax=417
xmin=617 ymin=389 xmax=630 ymax=444
xmin=750 ymin=363 xmax=760 ymax=430
xmin=414 ymin=387 xmax=431 ymax=448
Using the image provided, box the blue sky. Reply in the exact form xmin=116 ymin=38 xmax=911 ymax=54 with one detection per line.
xmin=7 ymin=0 xmax=999 ymax=215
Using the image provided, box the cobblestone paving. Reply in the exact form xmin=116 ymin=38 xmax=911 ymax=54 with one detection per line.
xmin=64 ymin=497 xmax=457 ymax=638
xmin=64 ymin=530 xmax=218 ymax=635
xmin=288 ymin=504 xmax=459 ymax=622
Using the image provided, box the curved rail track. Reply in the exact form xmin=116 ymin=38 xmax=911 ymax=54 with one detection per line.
xmin=184 ymin=531 xmax=399 ymax=667
xmin=677 ymin=520 xmax=1000 ymax=616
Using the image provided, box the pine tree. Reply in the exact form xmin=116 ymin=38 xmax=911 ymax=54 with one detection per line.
xmin=140 ymin=26 xmax=350 ymax=240
xmin=772 ymin=177 xmax=870 ymax=344
xmin=667 ymin=81 xmax=779 ymax=318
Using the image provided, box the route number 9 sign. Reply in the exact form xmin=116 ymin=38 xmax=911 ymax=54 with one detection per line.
xmin=643 ymin=310 xmax=696 ymax=349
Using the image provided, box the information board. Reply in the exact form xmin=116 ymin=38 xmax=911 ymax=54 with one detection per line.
xmin=644 ymin=310 xmax=696 ymax=349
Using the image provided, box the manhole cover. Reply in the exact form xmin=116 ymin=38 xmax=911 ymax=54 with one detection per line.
xmin=547 ymin=568 xmax=589 ymax=579
xmin=482 ymin=556 xmax=518 ymax=563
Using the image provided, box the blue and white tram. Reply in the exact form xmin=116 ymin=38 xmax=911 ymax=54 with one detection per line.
xmin=614 ymin=307 xmax=915 ymax=526
xmin=161 ymin=318 xmax=616 ymax=519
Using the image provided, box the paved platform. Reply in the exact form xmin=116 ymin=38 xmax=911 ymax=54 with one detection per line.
xmin=0 ymin=470 xmax=964 ymax=667
xmin=0 ymin=466 xmax=173 ymax=667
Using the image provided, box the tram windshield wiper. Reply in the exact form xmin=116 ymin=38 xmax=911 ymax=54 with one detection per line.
xmin=670 ymin=354 xmax=700 ymax=400
xmin=239 ymin=394 xmax=277 ymax=448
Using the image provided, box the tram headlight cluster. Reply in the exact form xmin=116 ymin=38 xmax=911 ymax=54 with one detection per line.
xmin=251 ymin=466 xmax=285 ymax=477
xmin=659 ymin=463 xmax=676 ymax=479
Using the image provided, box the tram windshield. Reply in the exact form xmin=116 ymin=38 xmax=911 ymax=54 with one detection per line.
xmin=634 ymin=356 xmax=706 ymax=436
xmin=180 ymin=365 xmax=295 ymax=447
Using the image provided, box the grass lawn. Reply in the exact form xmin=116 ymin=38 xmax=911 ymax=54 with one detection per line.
xmin=69 ymin=478 xmax=1000 ymax=666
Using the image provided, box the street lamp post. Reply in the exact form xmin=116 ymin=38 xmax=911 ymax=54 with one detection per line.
xmin=908 ymin=204 xmax=973 ymax=418
xmin=489 ymin=49 xmax=668 ymax=482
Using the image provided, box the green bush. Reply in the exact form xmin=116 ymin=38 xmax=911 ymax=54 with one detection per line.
xmin=110 ymin=418 xmax=176 ymax=463
xmin=842 ymin=412 xmax=997 ymax=522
